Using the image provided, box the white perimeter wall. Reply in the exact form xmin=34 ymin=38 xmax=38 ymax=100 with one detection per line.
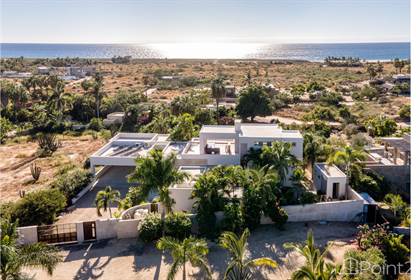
xmin=170 ymin=188 xmax=196 ymax=212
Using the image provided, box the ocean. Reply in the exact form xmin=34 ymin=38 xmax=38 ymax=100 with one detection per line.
xmin=0 ymin=42 xmax=410 ymax=61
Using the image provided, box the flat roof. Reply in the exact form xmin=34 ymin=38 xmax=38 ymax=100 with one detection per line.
xmin=316 ymin=163 xmax=346 ymax=178
xmin=381 ymin=137 xmax=410 ymax=152
xmin=200 ymin=125 xmax=235 ymax=134
xmin=240 ymin=124 xmax=301 ymax=138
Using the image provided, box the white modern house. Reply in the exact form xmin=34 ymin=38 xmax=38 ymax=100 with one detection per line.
xmin=90 ymin=120 xmax=303 ymax=211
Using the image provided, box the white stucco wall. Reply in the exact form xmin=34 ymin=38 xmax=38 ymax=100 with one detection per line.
xmin=17 ymin=226 xmax=38 ymax=245
xmin=260 ymin=199 xmax=364 ymax=223
xmin=95 ymin=218 xmax=119 ymax=240
xmin=169 ymin=188 xmax=196 ymax=212
xmin=116 ymin=219 xmax=141 ymax=239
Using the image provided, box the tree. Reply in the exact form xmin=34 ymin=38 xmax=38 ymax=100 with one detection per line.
xmin=284 ymin=230 xmax=341 ymax=280
xmin=156 ymin=236 xmax=211 ymax=280
xmin=82 ymin=73 xmax=105 ymax=118
xmin=393 ymin=58 xmax=406 ymax=74
xmin=170 ymin=113 xmax=198 ymax=141
xmin=219 ymin=228 xmax=278 ymax=280
xmin=384 ymin=194 xmax=407 ymax=217
xmin=1 ymin=219 xmax=61 ymax=280
xmin=128 ymin=149 xmax=189 ymax=214
xmin=211 ymin=77 xmax=226 ymax=124
xmin=236 ymin=86 xmax=272 ymax=122
xmin=366 ymin=64 xmax=379 ymax=80
xmin=0 ymin=117 xmax=12 ymax=144
xmin=327 ymin=146 xmax=365 ymax=182
xmin=343 ymin=247 xmax=385 ymax=280
xmin=46 ymin=80 xmax=67 ymax=122
xmin=303 ymin=133 xmax=322 ymax=176
xmin=398 ymin=104 xmax=410 ymax=121
xmin=364 ymin=115 xmax=397 ymax=137
xmin=259 ymin=141 xmax=297 ymax=184
xmin=95 ymin=186 xmax=120 ymax=217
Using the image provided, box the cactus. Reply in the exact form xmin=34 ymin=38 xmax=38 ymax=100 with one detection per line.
xmin=30 ymin=162 xmax=41 ymax=182
xmin=37 ymin=133 xmax=60 ymax=157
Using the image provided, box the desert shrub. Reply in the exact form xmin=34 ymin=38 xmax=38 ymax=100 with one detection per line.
xmin=36 ymin=133 xmax=60 ymax=157
xmin=350 ymin=133 xmax=371 ymax=149
xmin=49 ymin=168 xmax=92 ymax=204
xmin=356 ymin=224 xmax=410 ymax=269
xmin=364 ymin=116 xmax=397 ymax=137
xmin=165 ymin=212 xmax=192 ymax=240
xmin=12 ymin=189 xmax=67 ymax=226
xmin=88 ymin=118 xmax=104 ymax=131
xmin=343 ymin=247 xmax=385 ymax=280
xmin=299 ymin=192 xmax=319 ymax=204
xmin=304 ymin=105 xmax=337 ymax=121
xmin=30 ymin=162 xmax=41 ymax=182
xmin=266 ymin=205 xmax=288 ymax=229
xmin=221 ymin=200 xmax=244 ymax=234
xmin=138 ymin=212 xmax=163 ymax=243
xmin=398 ymin=104 xmax=410 ymax=121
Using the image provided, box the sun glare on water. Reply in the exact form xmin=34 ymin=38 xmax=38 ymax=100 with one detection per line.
xmin=146 ymin=42 xmax=263 ymax=59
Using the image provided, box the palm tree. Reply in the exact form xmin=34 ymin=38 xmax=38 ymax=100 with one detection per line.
xmin=156 ymin=236 xmax=211 ymax=280
xmin=260 ymin=141 xmax=297 ymax=184
xmin=327 ymin=146 xmax=365 ymax=182
xmin=47 ymin=81 xmax=67 ymax=122
xmin=384 ymin=193 xmax=407 ymax=217
xmin=219 ymin=228 xmax=278 ymax=280
xmin=303 ymin=133 xmax=322 ymax=179
xmin=95 ymin=186 xmax=121 ymax=217
xmin=92 ymin=73 xmax=105 ymax=118
xmin=128 ymin=149 xmax=189 ymax=214
xmin=247 ymin=166 xmax=278 ymax=205
xmin=1 ymin=219 xmax=61 ymax=280
xmin=211 ymin=77 xmax=226 ymax=124
xmin=284 ymin=230 xmax=341 ymax=280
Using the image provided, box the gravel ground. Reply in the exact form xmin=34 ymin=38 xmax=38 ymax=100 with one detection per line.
xmin=29 ymin=222 xmax=358 ymax=280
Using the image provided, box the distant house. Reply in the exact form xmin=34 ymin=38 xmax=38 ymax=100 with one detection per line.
xmin=224 ymin=85 xmax=236 ymax=97
xmin=313 ymin=163 xmax=347 ymax=200
xmin=103 ymin=112 xmax=125 ymax=127
xmin=363 ymin=134 xmax=410 ymax=197
xmin=37 ymin=66 xmax=50 ymax=75
xmin=68 ymin=66 xmax=96 ymax=78
xmin=392 ymin=74 xmax=410 ymax=84
xmin=1 ymin=71 xmax=32 ymax=78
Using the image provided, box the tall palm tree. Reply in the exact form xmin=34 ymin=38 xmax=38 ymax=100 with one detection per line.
xmin=219 ymin=228 xmax=278 ymax=280
xmin=47 ymin=81 xmax=67 ymax=122
xmin=303 ymin=133 xmax=322 ymax=179
xmin=211 ymin=77 xmax=226 ymax=124
xmin=1 ymin=219 xmax=61 ymax=280
xmin=156 ymin=236 xmax=211 ymax=280
xmin=284 ymin=230 xmax=341 ymax=280
xmin=128 ymin=149 xmax=189 ymax=214
xmin=260 ymin=141 xmax=297 ymax=184
xmin=95 ymin=186 xmax=121 ymax=217
xmin=92 ymin=73 xmax=105 ymax=118
xmin=247 ymin=166 xmax=278 ymax=205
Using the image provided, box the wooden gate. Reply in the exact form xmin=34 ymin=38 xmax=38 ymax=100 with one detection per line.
xmin=37 ymin=223 xmax=77 ymax=244
xmin=83 ymin=221 xmax=96 ymax=241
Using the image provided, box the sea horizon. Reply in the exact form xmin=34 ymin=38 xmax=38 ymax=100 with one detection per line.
xmin=0 ymin=42 xmax=410 ymax=61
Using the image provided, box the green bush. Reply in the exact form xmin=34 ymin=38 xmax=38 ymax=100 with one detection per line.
xmin=12 ymin=189 xmax=67 ymax=226
xmin=299 ymin=192 xmax=319 ymax=205
xmin=165 ymin=212 xmax=192 ymax=240
xmin=398 ymin=104 xmax=410 ymax=121
xmin=266 ymin=205 xmax=288 ymax=229
xmin=49 ymin=168 xmax=92 ymax=204
xmin=138 ymin=213 xmax=163 ymax=243
xmin=343 ymin=247 xmax=385 ymax=280
xmin=221 ymin=200 xmax=244 ymax=233
xmin=88 ymin=118 xmax=104 ymax=131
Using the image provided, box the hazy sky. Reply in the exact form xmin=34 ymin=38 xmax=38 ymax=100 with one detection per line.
xmin=1 ymin=0 xmax=410 ymax=44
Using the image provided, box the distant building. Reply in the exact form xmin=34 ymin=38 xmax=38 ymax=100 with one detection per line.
xmin=363 ymin=134 xmax=410 ymax=197
xmin=313 ymin=163 xmax=347 ymax=200
xmin=392 ymin=74 xmax=410 ymax=84
xmin=103 ymin=112 xmax=125 ymax=127
xmin=37 ymin=66 xmax=50 ymax=75
xmin=68 ymin=66 xmax=96 ymax=78
xmin=1 ymin=71 xmax=32 ymax=78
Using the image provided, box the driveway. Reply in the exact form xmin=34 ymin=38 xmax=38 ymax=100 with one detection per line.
xmin=29 ymin=222 xmax=358 ymax=280
xmin=57 ymin=167 xmax=135 ymax=224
